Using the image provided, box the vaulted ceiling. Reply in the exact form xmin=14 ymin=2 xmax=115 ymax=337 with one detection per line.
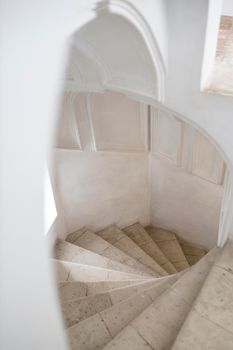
xmin=65 ymin=12 xmax=158 ymax=98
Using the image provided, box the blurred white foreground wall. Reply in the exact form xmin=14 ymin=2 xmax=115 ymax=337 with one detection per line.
xmin=0 ymin=0 xmax=96 ymax=349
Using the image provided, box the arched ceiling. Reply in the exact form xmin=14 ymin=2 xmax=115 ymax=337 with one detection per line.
xmin=65 ymin=45 xmax=104 ymax=91
xmin=65 ymin=12 xmax=158 ymax=98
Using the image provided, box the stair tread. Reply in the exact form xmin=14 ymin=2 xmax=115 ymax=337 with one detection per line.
xmin=103 ymin=326 xmax=153 ymax=350
xmin=172 ymin=308 xmax=233 ymax=350
xmin=53 ymin=259 xmax=149 ymax=283
xmin=102 ymin=248 xmax=218 ymax=350
xmin=54 ymin=239 xmax=151 ymax=277
xmin=177 ymin=237 xmax=207 ymax=265
xmin=146 ymin=226 xmax=190 ymax=271
xmin=123 ymin=223 xmax=176 ymax=274
xmin=67 ymin=313 xmax=111 ymax=350
xmin=66 ymin=275 xmax=176 ymax=350
xmin=99 ymin=275 xmax=177 ymax=339
xmin=65 ymin=228 xmax=157 ymax=277
xmin=173 ymin=260 xmax=189 ymax=271
xmin=184 ymin=254 xmax=204 ymax=265
xmin=53 ymin=221 xmax=226 ymax=350
xmin=62 ymin=292 xmax=112 ymax=328
xmin=178 ymin=237 xmax=207 ymax=255
xmin=61 ymin=278 xmax=165 ymax=328
xmin=172 ymin=241 xmax=233 ymax=349
xmin=96 ymin=224 xmax=167 ymax=276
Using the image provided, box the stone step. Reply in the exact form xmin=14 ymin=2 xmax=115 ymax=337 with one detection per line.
xmin=102 ymin=248 xmax=218 ymax=350
xmin=54 ymin=239 xmax=150 ymax=276
xmin=66 ymin=275 xmax=177 ymax=350
xmin=123 ymin=223 xmax=177 ymax=274
xmin=61 ymin=278 xmax=163 ymax=328
xmin=58 ymin=280 xmax=148 ymax=303
xmin=96 ymin=224 xmax=168 ymax=276
xmin=172 ymin=241 xmax=233 ymax=349
xmin=65 ymin=227 xmax=158 ymax=277
xmin=53 ymin=259 xmax=150 ymax=283
xmin=177 ymin=237 xmax=207 ymax=265
xmin=146 ymin=226 xmax=190 ymax=271
xmin=99 ymin=274 xmax=178 ymax=339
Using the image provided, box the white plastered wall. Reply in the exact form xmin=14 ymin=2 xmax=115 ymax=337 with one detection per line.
xmin=222 ymin=0 xmax=233 ymax=15
xmin=150 ymin=157 xmax=223 ymax=249
xmin=126 ymin=0 xmax=169 ymax=67
xmin=54 ymin=150 xmax=150 ymax=236
xmin=164 ymin=0 xmax=233 ymax=241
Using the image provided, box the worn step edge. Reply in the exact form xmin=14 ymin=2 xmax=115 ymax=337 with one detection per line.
xmin=123 ymin=222 xmax=177 ymax=274
xmin=52 ymin=259 xmax=151 ymax=283
xmin=177 ymin=236 xmax=208 ymax=266
xmin=58 ymin=279 xmax=154 ymax=303
xmin=61 ymin=277 xmax=171 ymax=328
xmin=96 ymin=224 xmax=168 ymax=277
xmin=65 ymin=227 xmax=159 ymax=277
xmin=146 ymin=226 xmax=190 ymax=271
xmin=54 ymin=239 xmax=153 ymax=277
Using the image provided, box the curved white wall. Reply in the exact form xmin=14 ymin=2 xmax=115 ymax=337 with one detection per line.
xmin=126 ymin=0 xmax=169 ymax=68
xmin=165 ymin=0 xmax=233 ymax=168
xmin=53 ymin=92 xmax=224 ymax=249
xmin=150 ymin=157 xmax=223 ymax=249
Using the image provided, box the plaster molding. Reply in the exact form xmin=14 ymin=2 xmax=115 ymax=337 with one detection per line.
xmin=150 ymin=107 xmax=184 ymax=166
xmin=181 ymin=124 xmax=196 ymax=173
xmin=152 ymin=100 xmax=229 ymax=170
xmin=88 ymin=93 xmax=148 ymax=152
xmin=59 ymin=92 xmax=82 ymax=150
xmin=104 ymin=82 xmax=157 ymax=101
xmin=192 ymin=131 xmax=225 ymax=185
xmin=62 ymin=92 xmax=97 ymax=152
xmin=85 ymin=93 xmax=97 ymax=152
xmin=65 ymin=81 xmax=105 ymax=93
xmin=105 ymin=77 xmax=157 ymax=100
xmin=139 ymin=103 xmax=150 ymax=152
xmin=218 ymin=169 xmax=233 ymax=247
xmin=67 ymin=56 xmax=84 ymax=85
xmin=73 ymin=39 xmax=112 ymax=83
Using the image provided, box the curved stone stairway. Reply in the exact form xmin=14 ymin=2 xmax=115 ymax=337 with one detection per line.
xmin=53 ymin=223 xmax=233 ymax=349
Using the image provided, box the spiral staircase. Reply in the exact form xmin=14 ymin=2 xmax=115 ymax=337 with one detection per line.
xmin=52 ymin=222 xmax=233 ymax=349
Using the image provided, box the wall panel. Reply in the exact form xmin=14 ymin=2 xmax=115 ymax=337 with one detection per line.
xmin=151 ymin=107 xmax=183 ymax=166
xmin=89 ymin=92 xmax=148 ymax=152
xmin=192 ymin=131 xmax=225 ymax=184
